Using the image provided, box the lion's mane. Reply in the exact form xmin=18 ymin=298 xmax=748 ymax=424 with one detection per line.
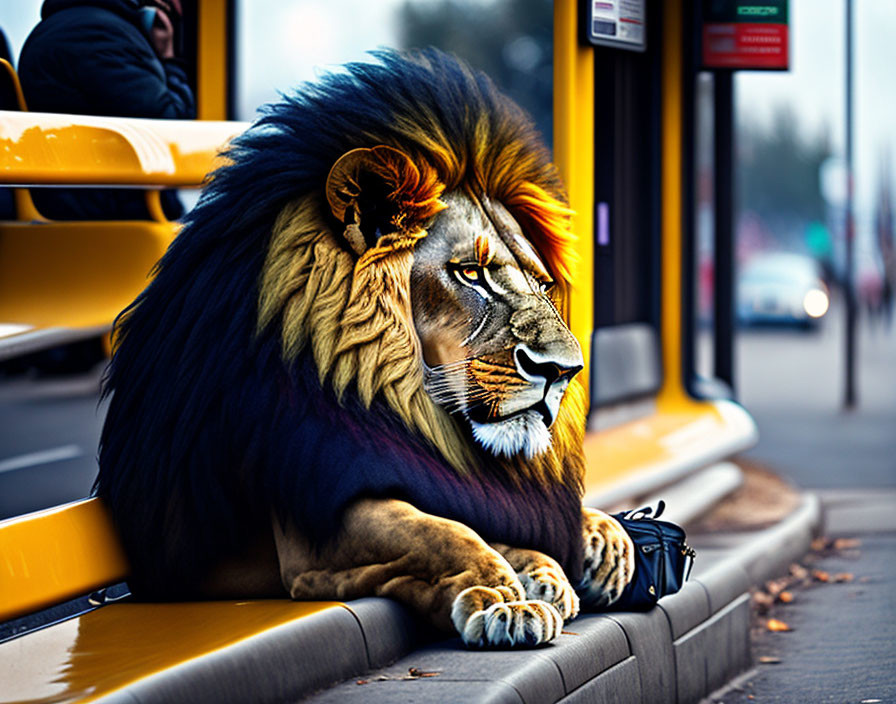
xmin=97 ymin=49 xmax=587 ymax=597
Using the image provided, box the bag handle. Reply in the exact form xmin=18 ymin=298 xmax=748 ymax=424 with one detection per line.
xmin=620 ymin=499 xmax=666 ymax=521
xmin=682 ymin=543 xmax=697 ymax=580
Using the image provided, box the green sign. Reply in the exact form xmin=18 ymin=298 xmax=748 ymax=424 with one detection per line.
xmin=703 ymin=0 xmax=788 ymax=24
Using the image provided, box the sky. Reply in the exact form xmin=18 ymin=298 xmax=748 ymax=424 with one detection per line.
xmin=2 ymin=0 xmax=894 ymax=252
xmin=234 ymin=0 xmax=405 ymax=119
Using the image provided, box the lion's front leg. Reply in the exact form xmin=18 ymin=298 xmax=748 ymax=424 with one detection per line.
xmin=273 ymin=498 xmax=562 ymax=648
xmin=577 ymin=507 xmax=635 ymax=609
xmin=491 ymin=544 xmax=579 ymax=622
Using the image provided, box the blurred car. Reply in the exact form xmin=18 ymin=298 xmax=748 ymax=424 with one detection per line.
xmin=737 ymin=252 xmax=830 ymax=329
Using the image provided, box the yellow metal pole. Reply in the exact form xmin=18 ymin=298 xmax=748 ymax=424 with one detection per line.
xmin=197 ymin=0 xmax=229 ymax=120
xmin=553 ymin=0 xmax=594 ymax=397
xmin=658 ymin=0 xmax=688 ymax=402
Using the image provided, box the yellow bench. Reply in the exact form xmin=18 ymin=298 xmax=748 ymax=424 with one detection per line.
xmin=0 ymin=59 xmax=248 ymax=360
xmin=0 ymin=500 xmax=399 ymax=704
xmin=583 ymin=395 xmax=757 ymax=507
xmin=580 ymin=321 xmax=756 ymax=507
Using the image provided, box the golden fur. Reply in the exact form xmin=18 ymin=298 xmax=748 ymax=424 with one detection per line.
xmin=256 ymin=190 xmax=587 ymax=487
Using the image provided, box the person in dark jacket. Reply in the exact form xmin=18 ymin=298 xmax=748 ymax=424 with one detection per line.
xmin=18 ymin=0 xmax=196 ymax=220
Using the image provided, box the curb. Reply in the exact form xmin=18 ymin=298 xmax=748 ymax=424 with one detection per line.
xmin=697 ymin=492 xmax=823 ymax=589
xmin=299 ymin=492 xmax=823 ymax=703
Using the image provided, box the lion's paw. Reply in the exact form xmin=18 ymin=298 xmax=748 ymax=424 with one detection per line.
xmin=519 ymin=565 xmax=580 ymax=621
xmin=451 ymin=585 xmax=563 ymax=648
xmin=577 ymin=508 xmax=635 ymax=609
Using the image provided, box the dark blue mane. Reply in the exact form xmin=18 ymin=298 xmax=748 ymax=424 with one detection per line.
xmin=96 ymin=49 xmax=581 ymax=597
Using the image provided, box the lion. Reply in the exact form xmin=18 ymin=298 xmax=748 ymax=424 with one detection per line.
xmin=96 ymin=48 xmax=634 ymax=648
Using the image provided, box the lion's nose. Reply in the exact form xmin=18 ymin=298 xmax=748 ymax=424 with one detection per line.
xmin=514 ymin=345 xmax=583 ymax=386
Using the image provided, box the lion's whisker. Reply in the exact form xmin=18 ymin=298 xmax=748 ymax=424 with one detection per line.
xmin=427 ymin=358 xmax=472 ymax=373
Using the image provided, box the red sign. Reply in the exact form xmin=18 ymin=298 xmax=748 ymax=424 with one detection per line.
xmin=703 ymin=22 xmax=789 ymax=69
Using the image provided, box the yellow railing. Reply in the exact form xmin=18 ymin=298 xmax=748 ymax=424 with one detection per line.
xmin=0 ymin=108 xmax=248 ymax=356
xmin=0 ymin=112 xmax=246 ymax=189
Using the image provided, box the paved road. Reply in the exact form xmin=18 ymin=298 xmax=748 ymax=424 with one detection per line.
xmin=716 ymin=490 xmax=896 ymax=704
xmin=699 ymin=300 xmax=896 ymax=488
xmin=737 ymin=302 xmax=896 ymax=488
xmin=0 ymin=367 xmax=106 ymax=519
xmin=707 ymin=303 xmax=896 ymax=703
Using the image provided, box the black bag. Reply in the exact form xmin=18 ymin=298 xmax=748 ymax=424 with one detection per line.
xmin=610 ymin=501 xmax=696 ymax=611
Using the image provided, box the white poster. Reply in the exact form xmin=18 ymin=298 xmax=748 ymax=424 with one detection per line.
xmin=588 ymin=0 xmax=646 ymax=51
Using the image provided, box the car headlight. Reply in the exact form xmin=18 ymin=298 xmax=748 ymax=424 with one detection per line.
xmin=803 ymin=289 xmax=829 ymax=318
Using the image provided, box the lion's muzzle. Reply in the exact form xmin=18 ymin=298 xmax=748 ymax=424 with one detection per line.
xmin=504 ymin=343 xmax=582 ymax=427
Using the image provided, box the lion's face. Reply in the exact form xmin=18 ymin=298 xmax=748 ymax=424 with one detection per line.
xmin=411 ymin=192 xmax=583 ymax=459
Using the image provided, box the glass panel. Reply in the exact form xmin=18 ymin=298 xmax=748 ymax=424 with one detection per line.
xmin=234 ymin=0 xmax=553 ymax=144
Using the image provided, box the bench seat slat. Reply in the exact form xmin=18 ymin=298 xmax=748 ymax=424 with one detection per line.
xmin=582 ymin=398 xmax=758 ymax=507
xmin=0 ymin=499 xmax=129 ymax=622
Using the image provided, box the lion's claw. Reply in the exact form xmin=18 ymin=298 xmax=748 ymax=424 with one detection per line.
xmin=451 ymin=585 xmax=563 ymax=648
xmin=519 ymin=565 xmax=580 ymax=621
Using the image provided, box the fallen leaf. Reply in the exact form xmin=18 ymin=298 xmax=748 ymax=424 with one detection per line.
xmin=408 ymin=668 xmax=440 ymax=678
xmin=766 ymin=618 xmax=792 ymax=632
xmin=834 ymin=572 xmax=854 ymax=583
xmin=778 ymin=591 xmax=794 ymax=603
xmin=759 ymin=655 xmax=782 ymax=664
xmin=812 ymin=569 xmax=830 ymax=583
xmin=789 ymin=564 xmax=809 ymax=580
xmin=834 ymin=538 xmax=861 ymax=550
xmin=356 ymin=680 xmax=369 ymax=685
xmin=753 ymin=591 xmax=774 ymax=609
xmin=810 ymin=537 xmax=829 ymax=551
xmin=766 ymin=578 xmax=789 ymax=596
xmin=561 ymin=630 xmax=579 ymax=636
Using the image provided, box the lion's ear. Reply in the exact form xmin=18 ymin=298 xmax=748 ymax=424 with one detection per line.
xmin=326 ymin=145 xmax=446 ymax=255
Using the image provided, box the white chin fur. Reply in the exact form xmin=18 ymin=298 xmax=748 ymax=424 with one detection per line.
xmin=469 ymin=410 xmax=552 ymax=459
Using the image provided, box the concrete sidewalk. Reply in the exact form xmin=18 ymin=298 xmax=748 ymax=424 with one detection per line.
xmin=709 ymin=489 xmax=896 ymax=704
xmin=299 ymin=494 xmax=822 ymax=703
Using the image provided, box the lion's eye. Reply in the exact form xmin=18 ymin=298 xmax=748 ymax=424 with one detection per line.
xmin=451 ymin=264 xmax=484 ymax=286
xmin=540 ymin=279 xmax=555 ymax=294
